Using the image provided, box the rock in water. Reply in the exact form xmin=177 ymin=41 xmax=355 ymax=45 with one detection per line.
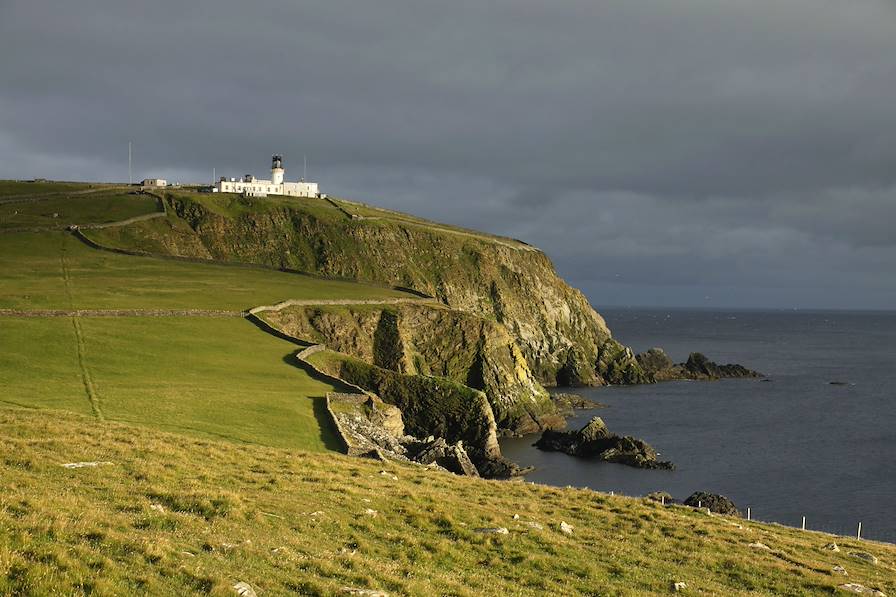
xmin=645 ymin=350 xmax=762 ymax=381
xmin=683 ymin=492 xmax=740 ymax=516
xmin=534 ymin=417 xmax=673 ymax=470
xmin=636 ymin=347 xmax=674 ymax=377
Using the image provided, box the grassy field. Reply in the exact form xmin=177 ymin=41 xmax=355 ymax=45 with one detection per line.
xmin=0 ymin=180 xmax=113 ymax=198
xmin=2 ymin=406 xmax=895 ymax=596
xmin=0 ymin=190 xmax=159 ymax=230
xmin=0 ymin=232 xmax=414 ymax=311
xmin=0 ymin=317 xmax=341 ymax=451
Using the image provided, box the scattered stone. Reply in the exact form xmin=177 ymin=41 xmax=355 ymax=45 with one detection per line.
xmin=848 ymin=551 xmax=879 ymax=565
xmin=837 ymin=583 xmax=886 ymax=596
xmin=233 ymin=582 xmax=257 ymax=597
xmin=309 ymin=511 xmax=324 ymax=517
xmin=748 ymin=542 xmax=771 ymax=551
xmin=683 ymin=492 xmax=740 ymax=516
xmin=340 ymin=588 xmax=388 ymax=596
xmin=512 ymin=514 xmax=520 ymax=520
xmin=61 ymin=461 xmax=114 ymax=469
xmin=180 ymin=551 xmax=195 ymax=558
xmin=672 ymin=581 xmax=688 ymax=592
xmin=379 ymin=471 xmax=398 ymax=481
xmin=535 ymin=417 xmax=674 ymax=470
xmin=832 ymin=565 xmax=848 ymax=576
xmin=522 ymin=521 xmax=544 ymax=530
xmin=559 ymin=521 xmax=574 ymax=535
xmin=474 ymin=527 xmax=509 ymax=535
xmin=149 ymin=503 xmax=165 ymax=513
xmin=363 ymin=508 xmax=378 ymax=517
xmin=823 ymin=542 xmax=841 ymax=552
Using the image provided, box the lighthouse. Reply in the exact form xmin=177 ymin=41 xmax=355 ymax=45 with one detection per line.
xmin=214 ymin=154 xmax=320 ymax=198
xmin=271 ymin=154 xmax=284 ymax=185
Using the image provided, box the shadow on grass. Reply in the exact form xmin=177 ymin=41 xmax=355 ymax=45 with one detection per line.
xmin=282 ymin=353 xmax=353 ymax=453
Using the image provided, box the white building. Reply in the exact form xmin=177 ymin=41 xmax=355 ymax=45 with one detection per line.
xmin=141 ymin=178 xmax=167 ymax=187
xmin=214 ymin=155 xmax=320 ymax=198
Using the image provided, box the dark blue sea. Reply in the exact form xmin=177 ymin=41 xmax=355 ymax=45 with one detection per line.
xmin=500 ymin=309 xmax=896 ymax=543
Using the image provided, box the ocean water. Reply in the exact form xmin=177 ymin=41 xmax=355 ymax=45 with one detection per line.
xmin=500 ymin=309 xmax=896 ymax=543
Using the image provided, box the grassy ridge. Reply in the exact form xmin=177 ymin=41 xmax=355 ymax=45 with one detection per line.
xmin=0 ymin=232 xmax=413 ymax=311
xmin=0 ymin=190 xmax=159 ymax=230
xmin=2 ymin=407 xmax=895 ymax=596
xmin=0 ymin=180 xmax=111 ymax=198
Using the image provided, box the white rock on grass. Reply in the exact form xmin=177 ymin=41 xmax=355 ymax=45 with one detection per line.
xmin=364 ymin=508 xmax=378 ymax=517
xmin=849 ymin=551 xmax=879 ymax=565
xmin=823 ymin=542 xmax=841 ymax=552
xmin=61 ymin=461 xmax=114 ymax=469
xmin=748 ymin=542 xmax=771 ymax=551
xmin=559 ymin=521 xmax=574 ymax=535
xmin=522 ymin=521 xmax=544 ymax=530
xmin=837 ymin=583 xmax=887 ymax=596
xmin=474 ymin=527 xmax=509 ymax=535
xmin=150 ymin=504 xmax=165 ymax=513
xmin=341 ymin=588 xmax=388 ymax=596
xmin=233 ymin=582 xmax=257 ymax=597
xmin=832 ymin=565 xmax=848 ymax=576
xmin=672 ymin=581 xmax=687 ymax=592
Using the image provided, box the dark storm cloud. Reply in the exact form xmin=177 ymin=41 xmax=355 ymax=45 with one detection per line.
xmin=2 ymin=0 xmax=895 ymax=309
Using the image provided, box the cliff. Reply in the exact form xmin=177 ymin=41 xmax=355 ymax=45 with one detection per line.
xmin=260 ymin=303 xmax=560 ymax=434
xmin=89 ymin=192 xmax=649 ymax=394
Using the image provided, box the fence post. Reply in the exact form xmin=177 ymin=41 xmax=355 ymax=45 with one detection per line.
xmin=698 ymin=501 xmax=702 ymax=508
xmin=857 ymin=522 xmax=862 ymax=540
xmin=747 ymin=507 xmax=751 ymax=521
xmin=661 ymin=495 xmax=665 ymax=506
xmin=801 ymin=516 xmax=806 ymax=530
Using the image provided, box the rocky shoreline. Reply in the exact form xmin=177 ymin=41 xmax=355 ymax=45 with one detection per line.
xmin=535 ymin=416 xmax=674 ymax=470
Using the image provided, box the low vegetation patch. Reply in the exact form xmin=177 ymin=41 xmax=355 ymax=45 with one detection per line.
xmin=2 ymin=407 xmax=895 ymax=596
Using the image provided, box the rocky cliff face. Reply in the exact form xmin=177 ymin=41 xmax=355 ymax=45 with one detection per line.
xmin=262 ymin=304 xmax=560 ymax=434
xmin=92 ymin=193 xmax=648 ymax=390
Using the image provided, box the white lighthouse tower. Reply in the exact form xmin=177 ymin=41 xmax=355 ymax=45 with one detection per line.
xmin=271 ymin=154 xmax=284 ymax=185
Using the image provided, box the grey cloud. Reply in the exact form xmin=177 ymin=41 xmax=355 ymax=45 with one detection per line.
xmin=1 ymin=0 xmax=895 ymax=308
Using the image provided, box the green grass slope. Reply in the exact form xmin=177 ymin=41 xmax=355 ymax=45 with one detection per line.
xmin=0 ymin=317 xmax=342 ymax=451
xmin=0 ymin=232 xmax=413 ymax=311
xmin=2 ymin=407 xmax=895 ymax=596
xmin=0 ymin=190 xmax=159 ymax=231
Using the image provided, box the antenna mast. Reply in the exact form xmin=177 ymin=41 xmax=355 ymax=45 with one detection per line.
xmin=303 ymin=154 xmax=307 ymax=181
xmin=128 ymin=141 xmax=132 ymax=185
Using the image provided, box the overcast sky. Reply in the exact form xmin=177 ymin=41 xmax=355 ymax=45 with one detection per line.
xmin=2 ymin=1 xmax=895 ymax=310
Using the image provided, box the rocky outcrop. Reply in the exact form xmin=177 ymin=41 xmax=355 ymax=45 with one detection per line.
xmin=637 ymin=349 xmax=762 ymax=381
xmin=534 ymin=417 xmax=674 ymax=470
xmin=88 ymin=192 xmax=649 ymax=389
xmin=549 ymin=393 xmax=605 ymax=418
xmin=261 ymin=303 xmax=559 ymax=435
xmin=326 ymin=392 xmax=482 ymax=476
xmin=683 ymin=491 xmax=740 ymax=516
xmin=307 ymin=349 xmax=530 ymax=476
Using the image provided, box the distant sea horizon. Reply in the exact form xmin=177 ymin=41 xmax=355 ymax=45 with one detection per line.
xmin=501 ymin=307 xmax=896 ymax=543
